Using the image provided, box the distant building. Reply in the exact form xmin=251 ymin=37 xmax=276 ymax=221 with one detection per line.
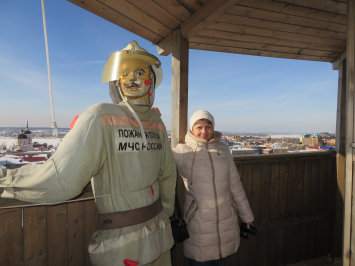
xmin=33 ymin=142 xmax=48 ymax=151
xmin=228 ymin=135 xmax=239 ymax=140
xmin=262 ymin=146 xmax=273 ymax=154
xmin=231 ymin=148 xmax=258 ymax=156
xmin=248 ymin=145 xmax=266 ymax=154
xmin=14 ymin=121 xmax=33 ymax=151
xmin=323 ymin=137 xmax=335 ymax=147
xmin=14 ymin=127 xmax=28 ymax=151
xmin=301 ymin=134 xmax=323 ymax=146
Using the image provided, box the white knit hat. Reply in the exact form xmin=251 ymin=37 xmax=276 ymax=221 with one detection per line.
xmin=189 ymin=110 xmax=215 ymax=131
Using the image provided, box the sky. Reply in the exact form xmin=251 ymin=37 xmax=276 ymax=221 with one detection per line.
xmin=0 ymin=1 xmax=339 ymax=133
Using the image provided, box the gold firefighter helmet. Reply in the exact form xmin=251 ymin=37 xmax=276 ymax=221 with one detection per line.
xmin=101 ymin=41 xmax=163 ymax=88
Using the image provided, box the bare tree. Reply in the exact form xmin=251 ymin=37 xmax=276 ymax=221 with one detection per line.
xmin=0 ymin=142 xmax=6 ymax=150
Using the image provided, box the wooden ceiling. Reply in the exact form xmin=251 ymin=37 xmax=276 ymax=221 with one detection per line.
xmin=68 ymin=0 xmax=347 ymax=62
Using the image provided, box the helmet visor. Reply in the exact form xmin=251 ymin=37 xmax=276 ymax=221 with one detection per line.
xmin=101 ymin=50 xmax=159 ymax=83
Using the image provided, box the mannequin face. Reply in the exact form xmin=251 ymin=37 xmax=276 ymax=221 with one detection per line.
xmin=119 ymin=68 xmax=152 ymax=104
xmin=192 ymin=121 xmax=213 ymax=141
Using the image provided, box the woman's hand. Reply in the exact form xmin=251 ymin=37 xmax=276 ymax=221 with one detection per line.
xmin=151 ymin=107 xmax=161 ymax=116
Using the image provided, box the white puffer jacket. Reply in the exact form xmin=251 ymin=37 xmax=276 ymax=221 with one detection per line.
xmin=172 ymin=131 xmax=254 ymax=262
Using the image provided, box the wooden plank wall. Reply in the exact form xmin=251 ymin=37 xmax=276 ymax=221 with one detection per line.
xmin=0 ymin=191 xmax=97 ymax=266
xmin=171 ymin=152 xmax=337 ymax=266
xmin=226 ymin=152 xmax=336 ymax=266
xmin=0 ymin=152 xmax=337 ymax=266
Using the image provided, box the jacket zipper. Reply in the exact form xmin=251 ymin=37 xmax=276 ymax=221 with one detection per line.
xmin=206 ymin=144 xmax=222 ymax=259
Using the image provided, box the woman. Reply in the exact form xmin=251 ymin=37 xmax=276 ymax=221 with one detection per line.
xmin=172 ymin=110 xmax=254 ymax=266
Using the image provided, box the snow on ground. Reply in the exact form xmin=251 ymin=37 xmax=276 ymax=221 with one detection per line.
xmin=0 ymin=138 xmax=62 ymax=148
xmin=0 ymin=154 xmax=29 ymax=165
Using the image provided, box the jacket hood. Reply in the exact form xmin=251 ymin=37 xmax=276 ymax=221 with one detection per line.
xmin=185 ymin=130 xmax=222 ymax=146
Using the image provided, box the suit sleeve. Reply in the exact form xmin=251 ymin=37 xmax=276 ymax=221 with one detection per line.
xmin=158 ymin=131 xmax=177 ymax=217
xmin=229 ymin=152 xmax=254 ymax=223
xmin=0 ymin=111 xmax=105 ymax=204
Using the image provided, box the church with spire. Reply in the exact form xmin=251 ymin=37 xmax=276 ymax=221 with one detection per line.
xmin=15 ymin=120 xmax=33 ymax=151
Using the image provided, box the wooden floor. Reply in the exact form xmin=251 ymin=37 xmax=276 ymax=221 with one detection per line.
xmin=287 ymin=256 xmax=342 ymax=266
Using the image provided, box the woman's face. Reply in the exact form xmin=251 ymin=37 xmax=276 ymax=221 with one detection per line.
xmin=192 ymin=122 xmax=213 ymax=141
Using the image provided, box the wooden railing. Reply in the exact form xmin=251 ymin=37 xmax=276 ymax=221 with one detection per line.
xmin=0 ymin=151 xmax=337 ymax=266
xmin=0 ymin=188 xmax=97 ymax=266
xmin=172 ymin=151 xmax=338 ymax=266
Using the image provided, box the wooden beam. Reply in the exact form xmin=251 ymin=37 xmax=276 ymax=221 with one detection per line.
xmin=170 ymin=28 xmax=189 ymax=266
xmin=236 ymin=0 xmax=347 ymax=25
xmin=343 ymin=0 xmax=355 ymax=264
xmin=191 ymin=36 xmax=340 ymax=58
xmin=178 ymin=0 xmax=204 ymax=14
xmin=229 ymin=5 xmax=347 ymax=33
xmin=171 ymin=28 xmax=189 ymax=147
xmin=67 ymin=0 xmax=162 ymax=43
xmin=198 ymin=28 xmax=344 ymax=52
xmin=180 ymin=0 xmax=241 ymax=40
xmin=155 ymin=0 xmax=241 ymax=55
xmin=334 ymin=59 xmax=346 ymax=257
xmin=190 ymin=42 xmax=336 ymax=62
xmin=99 ymin=0 xmax=171 ymax=36
xmin=333 ymin=50 xmax=347 ymax=70
xmin=207 ymin=21 xmax=346 ymax=47
xmin=155 ymin=33 xmax=172 ymax=56
xmin=153 ymin=0 xmax=191 ymax=22
xmin=127 ymin=0 xmax=181 ymax=29
xmin=218 ymin=13 xmax=347 ymax=40
xmin=275 ymin=0 xmax=347 ymax=15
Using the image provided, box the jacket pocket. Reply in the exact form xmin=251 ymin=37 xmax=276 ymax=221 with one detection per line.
xmin=184 ymin=192 xmax=199 ymax=223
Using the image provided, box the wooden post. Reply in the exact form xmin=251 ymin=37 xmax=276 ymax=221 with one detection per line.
xmin=171 ymin=28 xmax=189 ymax=147
xmin=343 ymin=0 xmax=355 ymax=265
xmin=334 ymin=59 xmax=346 ymax=258
xmin=171 ymin=28 xmax=189 ymax=266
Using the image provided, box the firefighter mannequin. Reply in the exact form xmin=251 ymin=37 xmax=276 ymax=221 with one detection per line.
xmin=0 ymin=41 xmax=176 ymax=266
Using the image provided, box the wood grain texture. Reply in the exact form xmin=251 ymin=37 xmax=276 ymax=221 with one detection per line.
xmin=128 ymin=0 xmax=181 ymax=29
xmin=67 ymin=199 xmax=85 ymax=266
xmin=229 ymin=5 xmax=346 ymax=33
xmin=334 ymin=63 xmax=346 ymax=256
xmin=238 ymin=163 xmax=252 ymax=266
xmin=276 ymin=0 xmax=347 ymax=15
xmin=301 ymin=159 xmax=312 ymax=261
xmin=171 ymin=28 xmax=189 ymax=147
xmin=207 ymin=21 xmax=346 ymax=47
xmin=84 ymin=192 xmax=98 ymax=266
xmin=24 ymin=206 xmax=47 ymax=266
xmin=217 ymin=13 xmax=347 ymax=40
xmin=191 ymin=35 xmax=340 ymax=58
xmin=153 ymin=0 xmax=191 ymax=22
xmin=0 ymin=210 xmax=23 ymax=266
xmin=67 ymin=0 xmax=163 ymax=43
xmin=250 ymin=163 xmax=261 ymax=265
xmin=177 ymin=0 xmax=205 ymax=14
xmin=236 ymin=0 xmax=347 ymax=24
xmin=180 ymin=0 xmax=242 ymax=40
xmin=347 ymin=0 xmax=355 ymax=264
xmin=190 ymin=42 xmax=337 ymax=62
xmin=47 ymin=204 xmax=68 ymax=266
xmin=198 ymin=28 xmax=344 ymax=53
xmin=100 ymin=0 xmax=171 ymax=36
xmin=156 ymin=32 xmax=172 ymax=55
xmin=0 ymin=153 xmax=338 ymax=266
